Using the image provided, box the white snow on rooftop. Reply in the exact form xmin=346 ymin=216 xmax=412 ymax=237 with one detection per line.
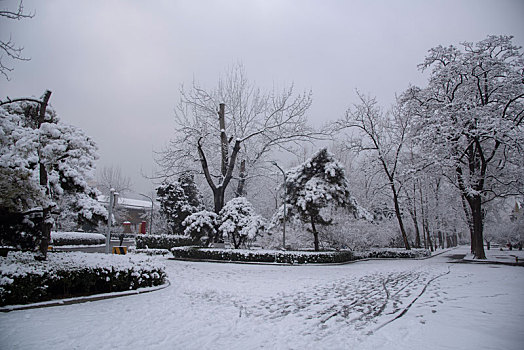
xmin=98 ymin=195 xmax=153 ymax=210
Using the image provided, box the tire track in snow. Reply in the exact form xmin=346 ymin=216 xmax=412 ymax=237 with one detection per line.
xmin=371 ymin=265 xmax=452 ymax=334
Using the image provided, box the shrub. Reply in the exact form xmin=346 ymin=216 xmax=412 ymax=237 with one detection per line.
xmin=171 ymin=247 xmax=430 ymax=264
xmin=50 ymin=232 xmax=105 ymax=246
xmin=356 ymin=248 xmax=430 ymax=259
xmin=135 ymin=234 xmax=194 ymax=250
xmin=171 ymin=247 xmax=355 ymax=264
xmin=182 ymin=210 xmax=218 ymax=246
xmin=218 ymin=198 xmax=265 ymax=249
xmin=0 ymin=251 xmax=166 ymax=306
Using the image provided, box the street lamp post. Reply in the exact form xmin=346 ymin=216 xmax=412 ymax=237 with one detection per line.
xmin=271 ymin=161 xmax=287 ymax=250
xmin=139 ymin=193 xmax=154 ymax=235
xmin=106 ymin=188 xmax=119 ymax=254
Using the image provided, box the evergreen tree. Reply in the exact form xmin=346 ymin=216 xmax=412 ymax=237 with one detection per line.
xmin=280 ymin=148 xmax=354 ymax=251
xmin=0 ymin=98 xmax=107 ymax=255
xmin=156 ymin=175 xmax=202 ymax=235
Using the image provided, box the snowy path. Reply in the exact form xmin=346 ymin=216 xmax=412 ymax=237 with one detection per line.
xmin=1 ymin=246 xmax=523 ymax=349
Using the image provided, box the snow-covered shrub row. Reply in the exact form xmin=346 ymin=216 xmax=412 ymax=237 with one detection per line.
xmin=354 ymin=248 xmax=430 ymax=259
xmin=171 ymin=247 xmax=430 ymax=264
xmin=171 ymin=247 xmax=355 ymax=264
xmin=50 ymin=231 xmax=105 ymax=246
xmin=0 ymin=251 xmax=166 ymax=306
xmin=135 ymin=234 xmax=194 ymax=250
xmin=134 ymin=249 xmax=171 ymax=256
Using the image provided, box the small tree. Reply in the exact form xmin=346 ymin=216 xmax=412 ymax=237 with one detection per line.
xmin=279 ymin=148 xmax=354 ymax=251
xmin=183 ymin=210 xmax=218 ymax=246
xmin=218 ymin=197 xmax=265 ymax=249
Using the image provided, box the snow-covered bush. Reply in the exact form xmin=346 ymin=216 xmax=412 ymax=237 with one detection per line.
xmin=182 ymin=210 xmax=218 ymax=246
xmin=218 ymin=197 xmax=265 ymax=249
xmin=171 ymin=246 xmax=429 ymax=264
xmin=0 ymin=251 xmax=166 ymax=306
xmin=171 ymin=247 xmax=354 ymax=264
xmin=355 ymin=248 xmax=430 ymax=259
xmin=50 ymin=231 xmax=105 ymax=246
xmin=135 ymin=234 xmax=194 ymax=250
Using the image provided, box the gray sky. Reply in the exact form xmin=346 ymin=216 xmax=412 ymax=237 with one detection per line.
xmin=1 ymin=0 xmax=523 ymax=195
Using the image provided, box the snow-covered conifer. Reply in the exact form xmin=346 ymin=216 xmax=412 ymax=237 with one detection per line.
xmin=0 ymin=99 xmax=107 ymax=252
xmin=156 ymin=176 xmax=202 ymax=235
xmin=279 ymin=148 xmax=354 ymax=251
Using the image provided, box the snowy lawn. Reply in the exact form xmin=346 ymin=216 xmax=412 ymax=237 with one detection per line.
xmin=0 ymin=246 xmax=522 ymax=349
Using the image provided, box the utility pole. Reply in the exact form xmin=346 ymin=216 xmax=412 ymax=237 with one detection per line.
xmin=271 ymin=161 xmax=287 ymax=250
xmin=106 ymin=189 xmax=118 ymax=254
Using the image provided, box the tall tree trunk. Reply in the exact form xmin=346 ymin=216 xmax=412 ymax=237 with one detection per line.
xmin=391 ymin=183 xmax=411 ymax=250
xmin=469 ymin=196 xmax=486 ymax=259
xmin=213 ymin=188 xmax=224 ymax=216
xmin=311 ymin=216 xmax=320 ymax=252
xmin=235 ymin=159 xmax=247 ymax=197
xmin=36 ymin=90 xmax=53 ymax=260
xmin=218 ymin=103 xmax=228 ymax=178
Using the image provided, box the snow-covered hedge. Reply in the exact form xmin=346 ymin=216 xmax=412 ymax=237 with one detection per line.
xmin=50 ymin=231 xmax=105 ymax=246
xmin=171 ymin=247 xmax=355 ymax=264
xmin=355 ymin=248 xmax=430 ymax=259
xmin=0 ymin=252 xmax=166 ymax=306
xmin=171 ymin=247 xmax=431 ymax=264
xmin=134 ymin=249 xmax=171 ymax=256
xmin=135 ymin=234 xmax=194 ymax=250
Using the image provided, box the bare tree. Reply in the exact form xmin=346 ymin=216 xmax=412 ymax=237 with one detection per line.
xmin=333 ymin=92 xmax=412 ymax=250
xmin=0 ymin=0 xmax=33 ymax=80
xmin=96 ymin=165 xmax=133 ymax=196
xmin=158 ymin=64 xmax=318 ymax=213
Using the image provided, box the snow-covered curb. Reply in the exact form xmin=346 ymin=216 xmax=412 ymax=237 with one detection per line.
xmin=0 ymin=280 xmax=171 ymax=312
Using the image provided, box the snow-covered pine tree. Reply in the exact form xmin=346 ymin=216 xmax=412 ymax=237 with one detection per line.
xmin=178 ymin=173 xmax=203 ymax=209
xmin=281 ymin=148 xmax=354 ymax=251
xmin=218 ymin=197 xmax=265 ymax=249
xmin=0 ymin=97 xmax=107 ymax=257
xmin=156 ymin=175 xmax=202 ymax=235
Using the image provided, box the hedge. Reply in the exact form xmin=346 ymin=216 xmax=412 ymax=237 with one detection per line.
xmin=171 ymin=247 xmax=431 ymax=264
xmin=135 ymin=234 xmax=195 ymax=250
xmin=0 ymin=252 xmax=166 ymax=306
xmin=355 ymin=248 xmax=430 ymax=259
xmin=171 ymin=247 xmax=355 ymax=264
xmin=50 ymin=232 xmax=105 ymax=246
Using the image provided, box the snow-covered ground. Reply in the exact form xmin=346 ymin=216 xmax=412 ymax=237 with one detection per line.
xmin=0 ymin=246 xmax=523 ymax=349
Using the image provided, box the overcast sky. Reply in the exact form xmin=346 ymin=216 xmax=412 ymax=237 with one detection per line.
xmin=1 ymin=0 xmax=523 ymax=195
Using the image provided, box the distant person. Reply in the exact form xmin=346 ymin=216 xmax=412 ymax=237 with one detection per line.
xmin=119 ymin=232 xmax=125 ymax=246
